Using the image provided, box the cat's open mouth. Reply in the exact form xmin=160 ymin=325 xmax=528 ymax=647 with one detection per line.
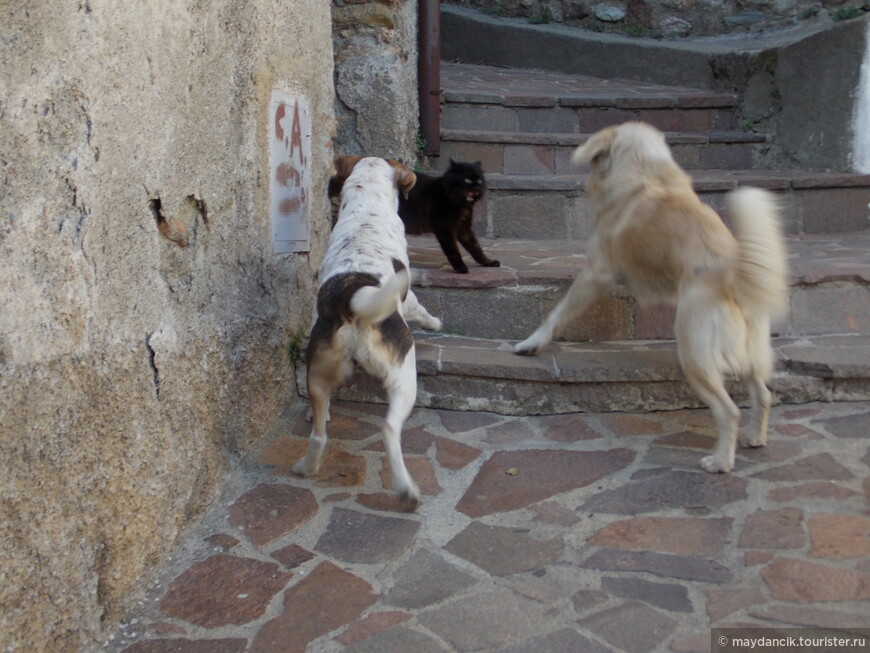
xmin=465 ymin=191 xmax=479 ymax=202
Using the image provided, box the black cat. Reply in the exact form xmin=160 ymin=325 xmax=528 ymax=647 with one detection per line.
xmin=399 ymin=160 xmax=499 ymax=274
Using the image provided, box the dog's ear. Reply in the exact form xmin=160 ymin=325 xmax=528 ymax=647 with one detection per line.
xmin=387 ymin=159 xmax=417 ymax=199
xmin=333 ymin=155 xmax=363 ymax=179
xmin=572 ymin=127 xmax=617 ymax=168
xmin=329 ymin=156 xmax=363 ymax=198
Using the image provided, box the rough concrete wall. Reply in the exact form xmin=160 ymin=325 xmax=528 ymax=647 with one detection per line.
xmin=332 ymin=0 xmax=421 ymax=163
xmin=776 ymin=13 xmax=870 ymax=170
xmin=0 ymin=2 xmax=334 ymax=651
xmin=855 ymin=19 xmax=870 ymax=172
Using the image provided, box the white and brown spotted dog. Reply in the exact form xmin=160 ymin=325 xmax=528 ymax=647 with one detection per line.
xmin=294 ymin=156 xmax=442 ymax=509
xmin=515 ymin=122 xmax=788 ymax=474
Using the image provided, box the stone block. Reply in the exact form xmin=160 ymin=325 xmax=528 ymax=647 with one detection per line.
xmin=801 ymin=187 xmax=870 ymax=234
xmin=517 ymin=107 xmax=578 ymax=133
xmin=442 ymin=105 xmax=519 ymax=131
xmin=503 ymin=145 xmax=556 ymax=175
xmin=488 ymin=192 xmax=571 ymax=239
xmin=789 ymin=285 xmax=870 ymax=335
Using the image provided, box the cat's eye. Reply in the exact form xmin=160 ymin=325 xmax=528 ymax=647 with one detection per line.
xmin=464 ymin=178 xmax=473 ymax=184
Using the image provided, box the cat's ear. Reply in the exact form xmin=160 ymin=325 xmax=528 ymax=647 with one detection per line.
xmin=387 ymin=159 xmax=417 ymax=199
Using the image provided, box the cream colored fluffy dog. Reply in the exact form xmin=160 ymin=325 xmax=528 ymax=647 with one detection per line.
xmin=514 ymin=122 xmax=788 ymax=473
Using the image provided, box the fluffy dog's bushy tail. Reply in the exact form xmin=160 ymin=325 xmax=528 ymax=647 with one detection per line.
xmin=727 ymin=187 xmax=789 ymax=318
xmin=350 ymin=269 xmax=411 ymax=324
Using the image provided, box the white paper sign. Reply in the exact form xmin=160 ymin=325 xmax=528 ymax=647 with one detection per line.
xmin=270 ymin=91 xmax=311 ymax=254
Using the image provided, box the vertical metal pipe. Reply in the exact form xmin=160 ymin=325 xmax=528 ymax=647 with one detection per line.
xmin=419 ymin=0 xmax=441 ymax=157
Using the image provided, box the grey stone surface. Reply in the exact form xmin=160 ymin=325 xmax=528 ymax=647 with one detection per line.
xmin=582 ymin=549 xmax=734 ymax=583
xmin=601 ymin=576 xmax=693 ymax=612
xmin=579 ymin=468 xmax=748 ymax=514
xmin=419 ymin=591 xmax=538 ymax=651
xmin=445 ymin=522 xmax=564 ymax=575
xmin=315 ymin=509 xmax=420 ymax=564
xmin=105 ymin=400 xmax=870 ymax=652
xmin=344 ymin=627 xmax=449 ymax=653
xmin=579 ymin=601 xmax=678 ymax=653
xmin=383 ymin=549 xmax=477 ymax=609
xmin=496 ymin=628 xmax=612 ymax=653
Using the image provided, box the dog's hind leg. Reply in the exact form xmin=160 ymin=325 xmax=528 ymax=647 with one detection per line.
xmin=741 ymin=373 xmax=771 ymax=448
xmin=293 ymin=340 xmax=349 ymax=477
xmin=381 ymin=350 xmax=421 ymax=509
xmin=739 ymin=316 xmax=774 ymax=449
xmin=683 ymin=365 xmax=741 ymax=473
xmin=514 ymin=268 xmax=608 ymax=355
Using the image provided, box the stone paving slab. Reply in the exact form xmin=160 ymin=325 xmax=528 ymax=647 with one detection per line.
xmin=107 ymin=399 xmax=870 ymax=652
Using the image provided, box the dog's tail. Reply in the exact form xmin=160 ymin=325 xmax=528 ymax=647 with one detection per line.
xmin=350 ymin=268 xmax=411 ymax=324
xmin=727 ymin=187 xmax=789 ymax=318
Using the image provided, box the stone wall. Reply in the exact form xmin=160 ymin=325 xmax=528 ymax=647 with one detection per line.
xmin=332 ymin=0 xmax=421 ymax=163
xmin=0 ymin=2 xmax=335 ymax=651
xmin=447 ymin=0 xmax=867 ymax=37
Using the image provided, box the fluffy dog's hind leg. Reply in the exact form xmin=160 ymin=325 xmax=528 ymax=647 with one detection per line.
xmin=739 ymin=315 xmax=774 ymax=449
xmin=683 ymin=365 xmax=741 ymax=473
xmin=741 ymin=373 xmax=771 ymax=449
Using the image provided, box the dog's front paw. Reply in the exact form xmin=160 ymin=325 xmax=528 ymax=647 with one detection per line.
xmin=397 ymin=483 xmax=421 ymax=512
xmin=700 ymin=455 xmax=733 ymax=474
xmin=484 ymin=259 xmax=501 ymax=267
xmin=513 ymin=335 xmax=543 ymax=356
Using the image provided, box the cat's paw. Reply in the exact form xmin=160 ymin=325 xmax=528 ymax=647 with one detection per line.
xmin=452 ymin=264 xmax=470 ymax=274
xmin=484 ymin=259 xmax=501 ymax=267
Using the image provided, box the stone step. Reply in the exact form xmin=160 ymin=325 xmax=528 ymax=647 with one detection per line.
xmin=300 ymin=333 xmax=870 ymax=415
xmin=438 ymin=129 xmax=768 ymax=173
xmin=441 ymin=62 xmax=740 ymax=135
xmin=473 ymin=170 xmax=870 ymax=239
xmin=407 ymin=231 xmax=870 ymax=342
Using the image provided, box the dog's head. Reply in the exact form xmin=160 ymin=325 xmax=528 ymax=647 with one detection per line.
xmin=329 ymin=156 xmax=417 ymax=200
xmin=571 ymin=122 xmax=672 ymax=175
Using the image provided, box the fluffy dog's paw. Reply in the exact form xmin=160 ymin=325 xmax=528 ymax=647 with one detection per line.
xmin=292 ymin=459 xmax=319 ymax=477
xmin=700 ymin=455 xmax=733 ymax=474
xmin=427 ymin=317 xmax=443 ymax=332
xmin=739 ymin=433 xmax=766 ymax=448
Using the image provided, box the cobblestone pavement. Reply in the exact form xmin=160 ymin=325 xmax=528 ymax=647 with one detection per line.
xmin=107 ymin=398 xmax=870 ymax=653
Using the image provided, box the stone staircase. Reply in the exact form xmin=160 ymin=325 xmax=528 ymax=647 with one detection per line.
xmin=305 ymin=59 xmax=870 ymax=416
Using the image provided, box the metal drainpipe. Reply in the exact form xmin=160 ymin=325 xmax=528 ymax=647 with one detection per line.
xmin=419 ymin=0 xmax=441 ymax=157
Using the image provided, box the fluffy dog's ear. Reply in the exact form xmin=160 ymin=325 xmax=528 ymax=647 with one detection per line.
xmin=329 ymin=156 xmax=363 ymax=198
xmin=572 ymin=127 xmax=617 ymax=167
xmin=387 ymin=159 xmax=417 ymax=199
